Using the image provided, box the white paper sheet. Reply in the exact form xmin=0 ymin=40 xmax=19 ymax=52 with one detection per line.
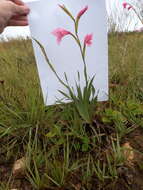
xmin=27 ymin=0 xmax=108 ymax=105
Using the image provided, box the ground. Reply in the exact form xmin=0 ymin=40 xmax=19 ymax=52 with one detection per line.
xmin=0 ymin=33 xmax=143 ymax=189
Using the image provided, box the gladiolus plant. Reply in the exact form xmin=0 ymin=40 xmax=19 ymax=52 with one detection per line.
xmin=52 ymin=5 xmax=93 ymax=84
xmin=35 ymin=4 xmax=96 ymax=123
xmin=123 ymin=1 xmax=143 ymax=25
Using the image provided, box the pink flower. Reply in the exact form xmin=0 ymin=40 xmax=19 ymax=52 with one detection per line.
xmin=128 ymin=5 xmax=133 ymax=10
xmin=52 ymin=28 xmax=71 ymax=44
xmin=123 ymin=2 xmax=132 ymax=10
xmin=123 ymin=2 xmax=128 ymax=8
xmin=77 ymin=6 xmax=88 ymax=19
xmin=84 ymin=34 xmax=93 ymax=46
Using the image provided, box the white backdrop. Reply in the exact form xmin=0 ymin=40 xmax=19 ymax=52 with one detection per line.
xmin=28 ymin=0 xmax=108 ymax=105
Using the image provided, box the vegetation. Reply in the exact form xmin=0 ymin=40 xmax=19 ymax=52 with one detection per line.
xmin=0 ymin=32 xmax=143 ymax=189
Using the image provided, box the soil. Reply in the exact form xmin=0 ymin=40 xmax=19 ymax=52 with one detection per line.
xmin=113 ymin=127 xmax=143 ymax=190
xmin=1 ymin=128 xmax=143 ymax=190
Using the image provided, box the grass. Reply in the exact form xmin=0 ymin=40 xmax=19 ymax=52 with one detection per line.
xmin=0 ymin=33 xmax=143 ymax=189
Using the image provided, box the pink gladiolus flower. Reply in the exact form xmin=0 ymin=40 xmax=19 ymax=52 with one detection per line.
xmin=123 ymin=2 xmax=128 ymax=8
xmin=123 ymin=2 xmax=132 ymax=10
xmin=52 ymin=28 xmax=71 ymax=44
xmin=128 ymin=5 xmax=133 ymax=10
xmin=84 ymin=34 xmax=93 ymax=46
xmin=77 ymin=6 xmax=88 ymax=19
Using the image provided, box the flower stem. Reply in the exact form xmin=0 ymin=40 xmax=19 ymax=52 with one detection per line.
xmin=73 ymin=21 xmax=88 ymax=85
xmin=34 ymin=39 xmax=69 ymax=89
xmin=128 ymin=3 xmax=143 ymax=25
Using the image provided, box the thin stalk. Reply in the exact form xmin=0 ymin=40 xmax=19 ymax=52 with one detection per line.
xmin=128 ymin=3 xmax=143 ymax=25
xmin=133 ymin=8 xmax=143 ymax=25
xmin=34 ymin=39 xmax=69 ymax=89
xmin=74 ymin=21 xmax=88 ymax=85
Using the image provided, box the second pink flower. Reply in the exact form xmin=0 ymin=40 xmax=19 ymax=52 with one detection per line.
xmin=52 ymin=28 xmax=71 ymax=44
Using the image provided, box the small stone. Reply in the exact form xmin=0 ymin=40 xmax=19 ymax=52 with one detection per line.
xmin=122 ymin=142 xmax=134 ymax=165
xmin=12 ymin=157 xmax=26 ymax=176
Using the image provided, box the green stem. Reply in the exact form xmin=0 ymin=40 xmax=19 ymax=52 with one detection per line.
xmin=73 ymin=21 xmax=88 ymax=85
xmin=34 ymin=39 xmax=69 ymax=89
xmin=59 ymin=6 xmax=88 ymax=85
xmin=128 ymin=3 xmax=143 ymax=25
xmin=133 ymin=8 xmax=143 ymax=25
